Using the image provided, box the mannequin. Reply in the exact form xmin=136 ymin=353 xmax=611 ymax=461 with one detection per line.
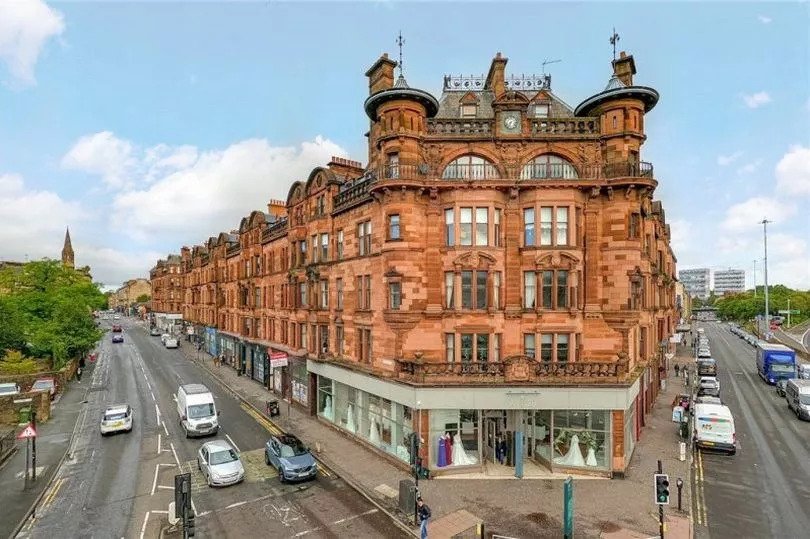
xmin=437 ymin=435 xmax=447 ymax=467
xmin=451 ymin=433 xmax=477 ymax=465
xmin=444 ymin=432 xmax=453 ymax=465
xmin=345 ymin=403 xmax=357 ymax=433
xmin=585 ymin=444 xmax=598 ymax=466
xmin=554 ymin=434 xmax=586 ymax=467
xmin=369 ymin=417 xmax=381 ymax=445
xmin=321 ymin=395 xmax=333 ymax=422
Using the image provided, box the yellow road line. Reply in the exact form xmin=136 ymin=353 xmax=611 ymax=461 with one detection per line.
xmin=697 ymin=449 xmax=708 ymax=526
xmin=42 ymin=477 xmax=65 ymax=509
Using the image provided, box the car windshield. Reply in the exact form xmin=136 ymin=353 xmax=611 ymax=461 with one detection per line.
xmin=188 ymin=403 xmax=215 ymax=419
xmin=33 ymin=381 xmax=53 ymax=389
xmin=0 ymin=386 xmax=18 ymax=395
xmin=771 ymin=364 xmax=795 ymax=374
xmin=105 ymin=411 xmax=128 ymax=420
xmin=210 ymin=449 xmax=238 ymax=465
xmin=799 ymin=395 xmax=810 ymax=405
xmin=279 ymin=439 xmax=308 ymax=458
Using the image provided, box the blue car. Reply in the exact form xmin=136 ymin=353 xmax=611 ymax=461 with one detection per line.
xmin=112 ymin=334 xmax=124 ymax=343
xmin=264 ymin=434 xmax=317 ymax=483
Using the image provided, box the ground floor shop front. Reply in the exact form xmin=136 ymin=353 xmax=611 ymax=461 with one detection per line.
xmin=309 ymin=359 xmax=644 ymax=477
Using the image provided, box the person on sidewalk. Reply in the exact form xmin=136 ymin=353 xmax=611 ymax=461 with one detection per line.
xmin=417 ymin=496 xmax=431 ymax=538
xmin=675 ymin=364 xmax=680 ymax=377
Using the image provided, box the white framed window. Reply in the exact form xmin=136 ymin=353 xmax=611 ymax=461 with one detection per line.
xmin=540 ymin=207 xmax=553 ymax=246
xmin=445 ymin=209 xmax=455 ymax=246
xmin=475 ymin=207 xmax=488 ymax=246
xmin=445 ymin=272 xmax=455 ymax=309
xmin=524 ymin=271 xmax=536 ymax=309
xmin=336 ymin=230 xmax=344 ymax=260
xmin=459 ymin=208 xmax=473 ymax=246
xmin=524 ymin=208 xmax=535 ymax=246
xmin=532 ymin=103 xmax=550 ymax=118
xmin=460 ymin=104 xmax=477 ymax=118
xmin=556 ymin=207 xmax=569 ymax=246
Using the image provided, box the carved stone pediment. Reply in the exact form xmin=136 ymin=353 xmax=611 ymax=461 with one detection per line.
xmin=503 ymin=354 xmax=534 ymax=382
xmin=535 ymin=251 xmax=580 ymax=270
xmin=452 ymin=251 xmax=497 ymax=270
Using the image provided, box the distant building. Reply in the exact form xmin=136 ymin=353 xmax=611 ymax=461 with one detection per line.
xmin=714 ymin=269 xmax=745 ymax=296
xmin=109 ymin=278 xmax=152 ymax=310
xmin=679 ymin=268 xmax=710 ymax=299
xmin=1 ymin=227 xmax=91 ymax=280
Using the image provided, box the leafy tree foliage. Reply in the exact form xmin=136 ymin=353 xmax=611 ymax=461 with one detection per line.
xmin=715 ymin=285 xmax=810 ymax=326
xmin=136 ymin=294 xmax=151 ymax=303
xmin=0 ymin=260 xmax=106 ymax=369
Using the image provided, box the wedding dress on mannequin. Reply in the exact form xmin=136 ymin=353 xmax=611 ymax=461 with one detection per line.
xmin=451 ymin=433 xmax=477 ymax=465
xmin=321 ymin=395 xmax=333 ymax=422
xmin=345 ymin=403 xmax=357 ymax=433
xmin=585 ymin=446 xmax=598 ymax=467
xmin=554 ymin=434 xmax=586 ymax=467
xmin=369 ymin=417 xmax=381 ymax=445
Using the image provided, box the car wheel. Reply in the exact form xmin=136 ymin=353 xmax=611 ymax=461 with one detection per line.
xmin=265 ymin=452 xmax=270 ymax=466
xmin=278 ymin=467 xmax=285 ymax=484
xmin=206 ymin=471 xmax=213 ymax=487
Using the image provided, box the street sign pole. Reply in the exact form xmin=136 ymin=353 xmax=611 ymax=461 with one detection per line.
xmin=658 ymin=460 xmax=665 ymax=539
xmin=31 ymin=410 xmax=37 ymax=481
xmin=563 ymin=476 xmax=573 ymax=539
xmin=24 ymin=439 xmax=30 ymax=487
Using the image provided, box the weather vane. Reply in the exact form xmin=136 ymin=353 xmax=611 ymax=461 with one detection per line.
xmin=396 ymin=31 xmax=405 ymax=76
xmin=610 ymin=28 xmax=620 ymax=61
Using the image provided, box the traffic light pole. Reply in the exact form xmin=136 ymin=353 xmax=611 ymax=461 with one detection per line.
xmin=658 ymin=459 xmax=664 ymax=539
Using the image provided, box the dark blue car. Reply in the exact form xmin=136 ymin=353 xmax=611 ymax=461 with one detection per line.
xmin=264 ymin=434 xmax=317 ymax=483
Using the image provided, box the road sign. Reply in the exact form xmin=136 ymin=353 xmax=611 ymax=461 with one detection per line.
xmin=777 ymin=310 xmax=800 ymax=315
xmin=17 ymin=423 xmax=37 ymax=439
xmin=563 ymin=476 xmax=573 ymax=538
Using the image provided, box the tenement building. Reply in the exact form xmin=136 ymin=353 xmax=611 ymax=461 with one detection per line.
xmin=149 ymin=255 xmax=183 ymax=331
xmin=109 ymin=278 xmax=152 ymax=311
xmin=163 ymin=49 xmax=677 ymax=478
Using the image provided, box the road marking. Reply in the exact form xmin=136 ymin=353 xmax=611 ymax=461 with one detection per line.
xmin=697 ymin=448 xmax=708 ymax=526
xmin=150 ymin=391 xmax=155 ymax=402
xmin=155 ymin=403 xmax=161 ymax=423
xmin=152 ymin=510 xmax=169 ymax=514
xmin=293 ymin=509 xmax=379 ymax=537
xmin=42 ymin=477 xmax=65 ymax=509
xmin=151 ymin=463 xmax=176 ymax=495
xmin=157 ymin=485 xmax=174 ymax=491
xmin=139 ymin=511 xmax=151 ymax=539
xmin=241 ymin=403 xmax=282 ymax=436
xmin=170 ymin=442 xmax=181 ymax=467
xmin=162 ymin=421 xmax=169 ymax=437
xmin=225 ymin=434 xmax=240 ymax=453
xmin=157 ymin=433 xmax=162 ymax=454
xmin=226 ymin=500 xmax=247 ymax=509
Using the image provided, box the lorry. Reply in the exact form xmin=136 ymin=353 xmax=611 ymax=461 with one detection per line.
xmin=755 ymin=342 xmax=796 ymax=385
xmin=176 ymin=384 xmax=219 ymax=438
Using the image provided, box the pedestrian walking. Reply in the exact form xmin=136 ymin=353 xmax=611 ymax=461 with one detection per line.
xmin=417 ymin=496 xmax=431 ymax=539
xmin=675 ymin=364 xmax=681 ymax=377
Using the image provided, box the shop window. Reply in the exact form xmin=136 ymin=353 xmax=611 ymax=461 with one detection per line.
xmin=430 ymin=409 xmax=479 ymax=468
xmin=551 ymin=410 xmax=610 ymax=469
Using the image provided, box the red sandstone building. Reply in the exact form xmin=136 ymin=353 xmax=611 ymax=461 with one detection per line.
xmin=149 ymin=254 xmax=183 ymax=330
xmin=155 ymin=49 xmax=678 ymax=478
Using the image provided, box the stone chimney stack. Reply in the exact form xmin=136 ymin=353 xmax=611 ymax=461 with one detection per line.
xmin=485 ymin=52 xmax=508 ymax=97
xmin=365 ymin=53 xmax=398 ymax=95
xmin=267 ymin=199 xmax=286 ymax=219
xmin=612 ymin=51 xmax=636 ymax=86
xmin=327 ymin=156 xmax=365 ymax=178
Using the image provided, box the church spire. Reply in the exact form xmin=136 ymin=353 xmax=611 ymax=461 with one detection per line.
xmin=62 ymin=227 xmax=75 ymax=269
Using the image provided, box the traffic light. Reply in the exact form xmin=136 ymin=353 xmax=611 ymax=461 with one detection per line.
xmin=186 ymin=512 xmax=196 ymax=537
xmin=654 ymin=473 xmax=670 ymax=505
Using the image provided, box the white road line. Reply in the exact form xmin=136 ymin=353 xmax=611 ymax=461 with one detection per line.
xmin=196 ymin=510 xmax=210 ymax=517
xmin=332 ymin=509 xmax=378 ymax=525
xmin=155 ymin=403 xmax=161 ymax=423
xmin=151 ymin=463 xmax=176 ymax=495
xmin=191 ymin=499 xmax=197 ymax=515
xmin=226 ymin=501 xmax=246 ymax=509
xmin=157 ymin=485 xmax=174 ymax=491
xmin=162 ymin=420 xmax=169 ymax=436
xmin=151 ymin=510 xmax=169 ymax=514
xmin=157 ymin=433 xmax=162 ymax=454
xmin=139 ymin=511 xmax=150 ymax=539
xmin=150 ymin=391 xmax=155 ymax=402
xmin=170 ymin=442 xmax=181 ymax=467
xmin=224 ymin=434 xmax=240 ymax=453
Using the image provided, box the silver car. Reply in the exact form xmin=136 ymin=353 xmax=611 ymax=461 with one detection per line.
xmin=197 ymin=439 xmax=244 ymax=487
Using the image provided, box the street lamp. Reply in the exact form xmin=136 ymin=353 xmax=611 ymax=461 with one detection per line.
xmin=760 ymin=219 xmax=771 ymax=336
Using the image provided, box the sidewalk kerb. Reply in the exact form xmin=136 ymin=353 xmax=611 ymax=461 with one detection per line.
xmin=180 ymin=343 xmax=418 ymax=538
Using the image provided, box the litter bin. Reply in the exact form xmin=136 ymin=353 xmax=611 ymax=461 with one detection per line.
xmin=266 ymin=400 xmax=280 ymax=417
xmin=18 ymin=406 xmax=31 ymax=424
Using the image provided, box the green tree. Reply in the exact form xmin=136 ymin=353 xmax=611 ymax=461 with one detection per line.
xmin=136 ymin=294 xmax=151 ymax=303
xmin=0 ymin=297 xmax=25 ymax=352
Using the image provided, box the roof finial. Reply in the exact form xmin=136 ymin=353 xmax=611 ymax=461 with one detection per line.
xmin=610 ymin=28 xmax=620 ymax=61
xmin=396 ymin=31 xmax=405 ymax=76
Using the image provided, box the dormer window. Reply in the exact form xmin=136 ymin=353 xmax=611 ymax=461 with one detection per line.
xmin=460 ymin=104 xmax=477 ymax=118
xmin=532 ymin=103 xmax=549 ymax=118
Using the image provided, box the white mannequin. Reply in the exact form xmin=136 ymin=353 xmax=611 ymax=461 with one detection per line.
xmin=321 ymin=395 xmax=333 ymax=422
xmin=554 ymin=434 xmax=586 ymax=467
xmin=369 ymin=417 xmax=381 ymax=445
xmin=586 ymin=445 xmax=598 ymax=467
xmin=451 ymin=433 xmax=477 ymax=465
xmin=345 ymin=403 xmax=357 ymax=433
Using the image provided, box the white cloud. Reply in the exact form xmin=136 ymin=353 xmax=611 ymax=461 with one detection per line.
xmin=742 ymin=91 xmax=772 ymax=109
xmin=62 ymin=131 xmax=136 ymax=189
xmin=775 ymin=145 xmax=810 ymax=197
xmin=668 ymin=218 xmax=692 ymax=258
xmin=717 ymin=151 xmax=743 ymax=166
xmin=0 ymin=172 xmax=85 ymax=261
xmin=757 ymin=15 xmax=772 ymax=24
xmin=0 ymin=0 xmax=64 ymax=86
xmin=75 ymin=245 xmax=165 ymax=289
xmin=94 ymin=134 xmax=348 ymax=244
xmin=720 ymin=196 xmax=796 ymax=232
xmin=737 ymin=159 xmax=763 ymax=175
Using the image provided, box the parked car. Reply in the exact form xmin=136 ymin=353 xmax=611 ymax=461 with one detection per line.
xmin=699 ymin=376 xmax=720 ymax=392
xmin=113 ymin=314 xmax=121 ymax=320
xmin=161 ymin=333 xmax=171 ymax=344
xmin=697 ymin=359 xmax=717 ymax=377
xmin=112 ymin=324 xmax=122 ymax=332
xmin=150 ymin=327 xmax=162 ymax=336
xmin=697 ymin=386 xmax=721 ymax=399
xmin=264 ymin=434 xmax=318 ymax=483
xmin=693 ymin=403 xmax=736 ymax=455
xmin=164 ymin=338 xmax=179 ymax=349
xmin=197 ymin=439 xmax=244 ymax=487
xmin=31 ymin=377 xmax=56 ymax=400
xmin=695 ymin=395 xmax=723 ymax=405
xmin=698 ymin=348 xmax=712 ymax=359
xmin=112 ymin=334 xmax=124 ymax=343
xmin=775 ymin=378 xmax=789 ymax=397
xmin=0 ymin=383 xmax=20 ymax=397
xmin=100 ymin=404 xmax=133 ymax=435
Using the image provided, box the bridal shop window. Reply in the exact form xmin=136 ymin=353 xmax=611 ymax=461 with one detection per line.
xmin=532 ymin=410 xmax=553 ymax=462
xmin=317 ymin=376 xmax=334 ymax=422
xmin=430 ymin=409 xmax=480 ymax=468
xmin=551 ymin=409 xmax=610 ymax=469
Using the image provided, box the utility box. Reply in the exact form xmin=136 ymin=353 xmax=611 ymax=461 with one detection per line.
xmin=18 ymin=407 xmax=31 ymax=425
xmin=398 ymin=479 xmax=417 ymax=516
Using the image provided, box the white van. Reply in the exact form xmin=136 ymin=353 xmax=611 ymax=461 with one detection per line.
xmin=693 ymin=403 xmax=736 ymax=455
xmin=164 ymin=337 xmax=179 ymax=349
xmin=785 ymin=379 xmax=810 ymax=421
xmin=176 ymin=384 xmax=219 ymax=437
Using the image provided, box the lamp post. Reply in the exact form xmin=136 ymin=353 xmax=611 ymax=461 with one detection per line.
xmin=760 ymin=219 xmax=771 ymax=336
xmin=752 ymin=259 xmax=757 ymax=297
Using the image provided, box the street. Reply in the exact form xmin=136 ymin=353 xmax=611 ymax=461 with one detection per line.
xmin=693 ymin=323 xmax=810 ymax=539
xmin=18 ymin=317 xmax=405 ymax=538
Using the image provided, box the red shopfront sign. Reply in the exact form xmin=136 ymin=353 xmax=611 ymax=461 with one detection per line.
xmin=268 ymin=351 xmax=288 ymax=369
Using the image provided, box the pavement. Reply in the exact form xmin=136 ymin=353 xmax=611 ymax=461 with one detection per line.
xmin=692 ymin=323 xmax=810 ymax=539
xmin=0 ymin=360 xmax=92 ymax=539
xmin=178 ymin=332 xmax=694 ymax=539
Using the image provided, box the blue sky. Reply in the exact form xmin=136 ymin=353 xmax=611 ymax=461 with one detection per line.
xmin=0 ymin=1 xmax=808 ymax=290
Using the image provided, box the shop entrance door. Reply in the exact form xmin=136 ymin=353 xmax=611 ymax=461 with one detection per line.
xmin=483 ymin=412 xmax=505 ymax=464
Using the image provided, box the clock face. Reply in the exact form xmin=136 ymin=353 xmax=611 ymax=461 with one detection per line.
xmin=504 ymin=116 xmax=519 ymax=130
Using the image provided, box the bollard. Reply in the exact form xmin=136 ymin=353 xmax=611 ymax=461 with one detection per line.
xmin=676 ymin=477 xmax=684 ymax=511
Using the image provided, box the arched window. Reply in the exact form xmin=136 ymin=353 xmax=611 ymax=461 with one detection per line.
xmin=442 ymin=155 xmax=498 ymax=180
xmin=520 ymin=154 xmax=578 ymax=180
